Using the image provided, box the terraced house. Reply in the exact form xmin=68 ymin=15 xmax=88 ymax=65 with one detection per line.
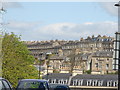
xmin=25 ymin=35 xmax=115 ymax=75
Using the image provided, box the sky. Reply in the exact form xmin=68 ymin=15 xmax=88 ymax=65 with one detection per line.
xmin=1 ymin=2 xmax=118 ymax=41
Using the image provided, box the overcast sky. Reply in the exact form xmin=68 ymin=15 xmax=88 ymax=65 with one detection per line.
xmin=1 ymin=2 xmax=118 ymax=41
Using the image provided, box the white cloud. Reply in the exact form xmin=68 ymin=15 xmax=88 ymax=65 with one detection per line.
xmin=5 ymin=21 xmax=117 ymax=40
xmin=0 ymin=2 xmax=22 ymax=9
xmin=5 ymin=21 xmax=41 ymax=39
xmin=7 ymin=21 xmax=39 ymax=30
xmin=33 ymin=21 xmax=117 ymax=40
xmin=99 ymin=2 xmax=118 ymax=16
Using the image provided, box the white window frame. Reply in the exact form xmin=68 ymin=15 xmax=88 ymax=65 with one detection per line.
xmin=107 ymin=80 xmax=112 ymax=87
xmin=98 ymin=80 xmax=103 ymax=86
xmin=92 ymin=80 xmax=98 ymax=86
xmin=73 ymin=79 xmax=78 ymax=86
xmin=78 ymin=79 xmax=83 ymax=86
xmin=113 ymin=81 xmax=118 ymax=87
xmin=87 ymin=80 xmax=92 ymax=86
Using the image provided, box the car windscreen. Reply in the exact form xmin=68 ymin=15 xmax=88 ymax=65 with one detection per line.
xmin=17 ymin=81 xmax=45 ymax=89
xmin=0 ymin=80 xmax=3 ymax=90
xmin=0 ymin=79 xmax=12 ymax=90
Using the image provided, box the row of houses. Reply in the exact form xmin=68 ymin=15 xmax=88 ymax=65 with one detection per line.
xmin=43 ymin=73 xmax=118 ymax=88
xmin=26 ymin=35 xmax=114 ymax=56
xmin=34 ymin=51 xmax=113 ymax=75
xmin=25 ymin=35 xmax=116 ymax=75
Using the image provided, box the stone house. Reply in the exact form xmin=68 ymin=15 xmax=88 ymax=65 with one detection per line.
xmin=25 ymin=35 xmax=114 ymax=75
xmin=90 ymin=51 xmax=113 ymax=74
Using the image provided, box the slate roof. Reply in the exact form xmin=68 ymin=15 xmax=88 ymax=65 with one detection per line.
xmin=43 ymin=73 xmax=118 ymax=87
xmin=50 ymin=55 xmax=66 ymax=60
xmin=43 ymin=73 xmax=72 ymax=79
xmin=80 ymin=53 xmax=92 ymax=61
xmin=71 ymin=74 xmax=118 ymax=86
xmin=71 ymin=74 xmax=118 ymax=80
xmin=92 ymin=51 xmax=113 ymax=57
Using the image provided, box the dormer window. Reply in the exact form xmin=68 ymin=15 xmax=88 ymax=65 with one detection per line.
xmin=58 ymin=79 xmax=67 ymax=84
xmin=113 ymin=81 xmax=118 ymax=87
xmin=87 ymin=80 xmax=92 ymax=86
xmin=73 ymin=79 xmax=78 ymax=86
xmin=107 ymin=80 xmax=112 ymax=87
xmin=78 ymin=79 xmax=83 ymax=86
xmin=92 ymin=80 xmax=98 ymax=86
xmin=98 ymin=80 xmax=103 ymax=86
xmin=51 ymin=79 xmax=56 ymax=84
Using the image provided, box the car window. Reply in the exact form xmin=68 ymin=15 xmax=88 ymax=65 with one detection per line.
xmin=2 ymin=80 xmax=11 ymax=90
xmin=18 ymin=81 xmax=45 ymax=89
xmin=43 ymin=82 xmax=49 ymax=90
xmin=55 ymin=85 xmax=69 ymax=90
xmin=0 ymin=80 xmax=5 ymax=90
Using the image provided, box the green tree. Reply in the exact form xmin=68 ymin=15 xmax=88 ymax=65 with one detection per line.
xmin=0 ymin=34 xmax=3 ymax=77
xmin=2 ymin=33 xmax=38 ymax=87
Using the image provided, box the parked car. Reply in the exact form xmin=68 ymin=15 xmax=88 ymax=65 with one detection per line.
xmin=49 ymin=84 xmax=70 ymax=90
xmin=16 ymin=79 xmax=49 ymax=90
xmin=0 ymin=77 xmax=13 ymax=90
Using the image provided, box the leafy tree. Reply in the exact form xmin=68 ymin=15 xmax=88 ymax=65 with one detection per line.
xmin=0 ymin=34 xmax=3 ymax=77
xmin=2 ymin=33 xmax=38 ymax=87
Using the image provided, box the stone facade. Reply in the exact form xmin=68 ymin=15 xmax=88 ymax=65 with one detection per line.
xmin=25 ymin=35 xmax=115 ymax=75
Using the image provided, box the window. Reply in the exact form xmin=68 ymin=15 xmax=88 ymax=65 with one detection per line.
xmin=64 ymin=79 xmax=68 ymax=84
xmin=18 ymin=81 xmax=45 ymax=89
xmin=107 ymin=80 xmax=112 ymax=87
xmin=51 ymin=79 xmax=56 ymax=84
xmin=106 ymin=64 xmax=109 ymax=69
xmin=43 ymin=82 xmax=49 ymax=89
xmin=78 ymin=79 xmax=83 ymax=86
xmin=113 ymin=81 xmax=118 ymax=87
xmin=95 ymin=63 xmax=98 ymax=68
xmin=58 ymin=79 xmax=64 ymax=84
xmin=87 ymin=80 xmax=92 ymax=86
xmin=92 ymin=80 xmax=98 ymax=86
xmin=98 ymin=80 xmax=103 ymax=86
xmin=2 ymin=80 xmax=11 ymax=90
xmin=0 ymin=80 xmax=5 ymax=90
xmin=73 ymin=79 xmax=78 ymax=86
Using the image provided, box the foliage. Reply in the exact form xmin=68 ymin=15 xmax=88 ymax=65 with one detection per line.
xmin=0 ymin=34 xmax=3 ymax=77
xmin=85 ymin=70 xmax=91 ymax=74
xmin=53 ymin=69 xmax=60 ymax=73
xmin=107 ymin=71 xmax=118 ymax=75
xmin=114 ymin=71 xmax=118 ymax=74
xmin=34 ymin=58 xmax=45 ymax=65
xmin=2 ymin=33 xmax=38 ymax=87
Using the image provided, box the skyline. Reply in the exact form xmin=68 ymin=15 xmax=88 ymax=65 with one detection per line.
xmin=1 ymin=2 xmax=118 ymax=41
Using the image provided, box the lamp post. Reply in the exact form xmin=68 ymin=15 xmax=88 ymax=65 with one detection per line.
xmin=114 ymin=2 xmax=120 ymax=90
xmin=0 ymin=4 xmax=6 ymax=77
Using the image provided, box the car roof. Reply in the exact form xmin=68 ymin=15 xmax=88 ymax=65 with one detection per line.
xmin=49 ymin=84 xmax=69 ymax=87
xmin=0 ymin=77 xmax=6 ymax=80
xmin=49 ymin=84 xmax=69 ymax=89
xmin=19 ymin=79 xmax=48 ymax=82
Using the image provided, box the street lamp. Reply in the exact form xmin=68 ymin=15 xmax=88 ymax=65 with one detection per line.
xmin=0 ymin=5 xmax=6 ymax=77
xmin=114 ymin=1 xmax=120 ymax=90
